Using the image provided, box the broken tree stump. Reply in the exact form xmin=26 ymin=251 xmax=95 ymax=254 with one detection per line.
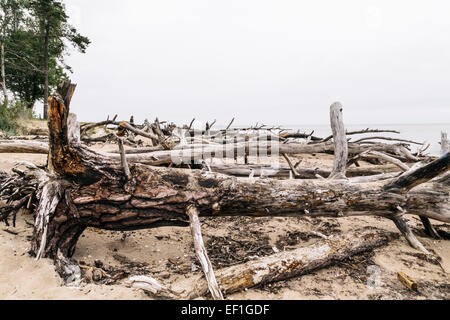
xmin=442 ymin=132 xmax=449 ymax=156
xmin=328 ymin=102 xmax=348 ymax=180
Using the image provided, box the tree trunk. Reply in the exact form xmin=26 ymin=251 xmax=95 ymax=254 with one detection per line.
xmin=1 ymin=41 xmax=7 ymax=104
xmin=328 ymin=102 xmax=348 ymax=179
xmin=43 ymin=23 xmax=49 ymax=119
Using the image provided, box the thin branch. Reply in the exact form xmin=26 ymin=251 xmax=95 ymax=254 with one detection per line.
xmin=115 ymin=135 xmax=131 ymax=180
xmin=186 ymin=205 xmax=223 ymax=300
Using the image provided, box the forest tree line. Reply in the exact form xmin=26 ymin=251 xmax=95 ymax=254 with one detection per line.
xmin=0 ymin=0 xmax=89 ymax=129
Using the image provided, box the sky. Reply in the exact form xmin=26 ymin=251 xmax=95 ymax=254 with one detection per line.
xmin=58 ymin=0 xmax=450 ymax=126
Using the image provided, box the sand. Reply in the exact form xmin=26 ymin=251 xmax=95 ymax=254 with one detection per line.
xmin=0 ymin=146 xmax=449 ymax=300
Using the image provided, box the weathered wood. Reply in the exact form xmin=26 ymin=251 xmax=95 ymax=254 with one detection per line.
xmin=328 ymin=102 xmax=348 ymax=179
xmin=365 ymin=151 xmax=410 ymax=172
xmin=183 ymin=229 xmax=394 ymax=298
xmin=119 ymin=121 xmax=159 ymax=141
xmin=384 ymin=152 xmax=450 ymax=192
xmin=319 ymin=128 xmax=401 ymax=143
xmin=0 ymin=141 xmax=49 ymax=154
xmin=117 ymin=136 xmax=131 ymax=181
xmin=209 ymin=163 xmax=401 ymax=179
xmin=68 ymin=113 xmax=81 ymax=144
xmin=126 ymin=275 xmax=180 ymax=299
xmin=442 ymin=132 xmax=449 ymax=156
xmin=353 ymin=136 xmax=423 ymax=145
xmin=79 ymin=115 xmax=118 ymax=136
xmin=187 ymin=205 xmax=223 ymax=300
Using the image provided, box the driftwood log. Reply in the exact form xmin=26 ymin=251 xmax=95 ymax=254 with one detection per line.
xmin=1 ymin=81 xmax=449 ymax=299
xmin=128 ymin=228 xmax=396 ymax=299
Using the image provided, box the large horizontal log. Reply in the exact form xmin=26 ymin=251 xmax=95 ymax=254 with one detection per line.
xmin=0 ymin=138 xmax=422 ymax=167
xmin=181 ymin=228 xmax=395 ymax=298
xmin=107 ymin=141 xmax=421 ymax=166
xmin=0 ymin=141 xmax=49 ymax=154
xmin=209 ymin=163 xmax=401 ymax=179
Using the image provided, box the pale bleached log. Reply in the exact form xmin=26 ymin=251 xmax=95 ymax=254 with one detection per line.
xmin=366 ymin=151 xmax=410 ymax=172
xmin=187 ymin=205 xmax=223 ymax=300
xmin=0 ymin=138 xmax=423 ymax=167
xmin=126 ymin=275 xmax=180 ymax=299
xmin=348 ymin=172 xmax=400 ymax=183
xmin=34 ymin=180 xmax=66 ymax=261
xmin=110 ymin=146 xmax=164 ymax=154
xmin=4 ymin=136 xmax=48 ymax=141
xmin=0 ymin=141 xmax=49 ymax=154
xmin=442 ymin=132 xmax=449 ymax=156
xmin=182 ymin=229 xmax=394 ymax=298
xmin=209 ymin=163 xmax=401 ymax=179
xmin=329 ymin=102 xmax=348 ymax=179
xmin=119 ymin=121 xmax=159 ymax=141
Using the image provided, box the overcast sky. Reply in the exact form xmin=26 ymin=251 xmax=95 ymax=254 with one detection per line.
xmin=61 ymin=0 xmax=450 ymax=126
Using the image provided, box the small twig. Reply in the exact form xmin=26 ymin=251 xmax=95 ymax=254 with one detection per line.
xmin=3 ymin=229 xmax=18 ymax=235
xmin=320 ymin=128 xmax=401 ymax=144
xmin=353 ymin=136 xmax=423 ymax=145
xmin=226 ymin=118 xmax=235 ymax=130
xmin=188 ymin=118 xmax=196 ymax=130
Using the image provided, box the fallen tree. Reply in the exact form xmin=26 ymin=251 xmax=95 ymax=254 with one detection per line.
xmin=0 ymin=81 xmax=449 ymax=299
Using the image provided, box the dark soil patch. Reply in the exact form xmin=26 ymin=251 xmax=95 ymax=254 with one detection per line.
xmin=333 ymin=250 xmax=376 ymax=284
xmin=204 ymin=234 xmax=273 ymax=268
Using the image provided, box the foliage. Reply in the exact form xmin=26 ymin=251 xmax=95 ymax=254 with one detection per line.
xmin=0 ymin=99 xmax=30 ymax=135
xmin=0 ymin=0 xmax=90 ymax=114
xmin=5 ymin=28 xmax=67 ymax=107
